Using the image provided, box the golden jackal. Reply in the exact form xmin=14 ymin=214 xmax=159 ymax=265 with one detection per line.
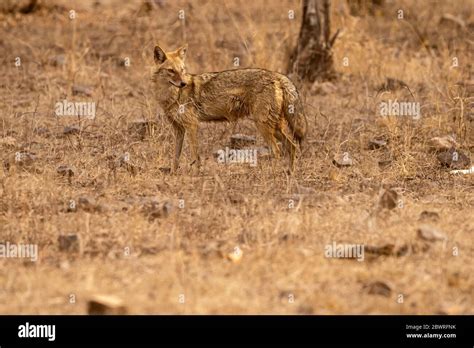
xmin=152 ymin=44 xmax=307 ymax=172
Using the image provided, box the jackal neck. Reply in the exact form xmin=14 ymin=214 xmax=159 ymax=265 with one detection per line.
xmin=155 ymin=83 xmax=180 ymax=109
xmin=155 ymin=75 xmax=196 ymax=111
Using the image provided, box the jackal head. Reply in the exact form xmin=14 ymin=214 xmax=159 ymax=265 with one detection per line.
xmin=152 ymin=44 xmax=188 ymax=88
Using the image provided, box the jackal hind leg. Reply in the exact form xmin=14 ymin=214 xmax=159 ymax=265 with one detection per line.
xmin=276 ymin=124 xmax=298 ymax=173
xmin=255 ymin=121 xmax=281 ymax=175
xmin=256 ymin=122 xmax=280 ymax=159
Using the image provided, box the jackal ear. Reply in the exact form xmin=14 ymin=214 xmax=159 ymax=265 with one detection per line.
xmin=176 ymin=44 xmax=188 ymax=61
xmin=154 ymin=45 xmax=167 ymax=65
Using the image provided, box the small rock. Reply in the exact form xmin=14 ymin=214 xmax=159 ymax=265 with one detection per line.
xmin=419 ymin=211 xmax=440 ymax=222
xmin=378 ymin=157 xmax=392 ymax=168
xmin=87 ymin=295 xmax=128 ymax=315
xmin=1 ymin=0 xmax=40 ymax=13
xmin=72 ymin=84 xmax=93 ymax=96
xmin=59 ymin=260 xmax=71 ymax=270
xmin=161 ymin=201 xmax=173 ymax=216
xmin=417 ymin=225 xmax=447 ymax=242
xmin=116 ymin=57 xmax=130 ymax=67
xmin=142 ymin=200 xmax=173 ymax=220
xmin=368 ymin=137 xmax=387 ymax=150
xmin=332 ymin=152 xmax=353 ymax=167
xmin=395 ymin=244 xmax=410 ymax=257
xmin=230 ymin=134 xmax=256 ymax=148
xmin=115 ymin=153 xmax=130 ymax=167
xmin=56 ymin=165 xmax=75 ymax=177
xmin=63 ymin=125 xmax=81 ymax=135
xmin=58 ymin=234 xmax=82 ymax=253
xmin=14 ymin=152 xmax=36 ymax=167
xmin=76 ymin=196 xmax=104 ymax=213
xmin=437 ymin=148 xmax=471 ymax=169
xmin=49 ymin=54 xmax=66 ymax=67
xmin=33 ymin=127 xmax=51 ymax=137
xmin=365 ymin=244 xmax=395 ymax=256
xmin=159 ymin=167 xmax=171 ymax=174
xmin=379 ymin=188 xmax=399 ymax=210
xmin=364 ymin=281 xmax=392 ymax=297
xmin=228 ymin=192 xmax=247 ymax=204
xmin=296 ymin=184 xmax=316 ymax=194
xmin=226 ymin=246 xmax=243 ymax=263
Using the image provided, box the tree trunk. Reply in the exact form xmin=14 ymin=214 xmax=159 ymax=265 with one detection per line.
xmin=288 ymin=0 xmax=338 ymax=82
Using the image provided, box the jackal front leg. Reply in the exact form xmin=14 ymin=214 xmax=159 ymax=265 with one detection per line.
xmin=173 ymin=123 xmax=185 ymax=173
xmin=187 ymin=124 xmax=201 ymax=170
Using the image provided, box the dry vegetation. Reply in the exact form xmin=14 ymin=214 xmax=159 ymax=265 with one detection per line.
xmin=0 ymin=0 xmax=473 ymax=314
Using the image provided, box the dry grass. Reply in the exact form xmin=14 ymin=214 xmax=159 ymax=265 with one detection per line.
xmin=0 ymin=0 xmax=473 ymax=314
